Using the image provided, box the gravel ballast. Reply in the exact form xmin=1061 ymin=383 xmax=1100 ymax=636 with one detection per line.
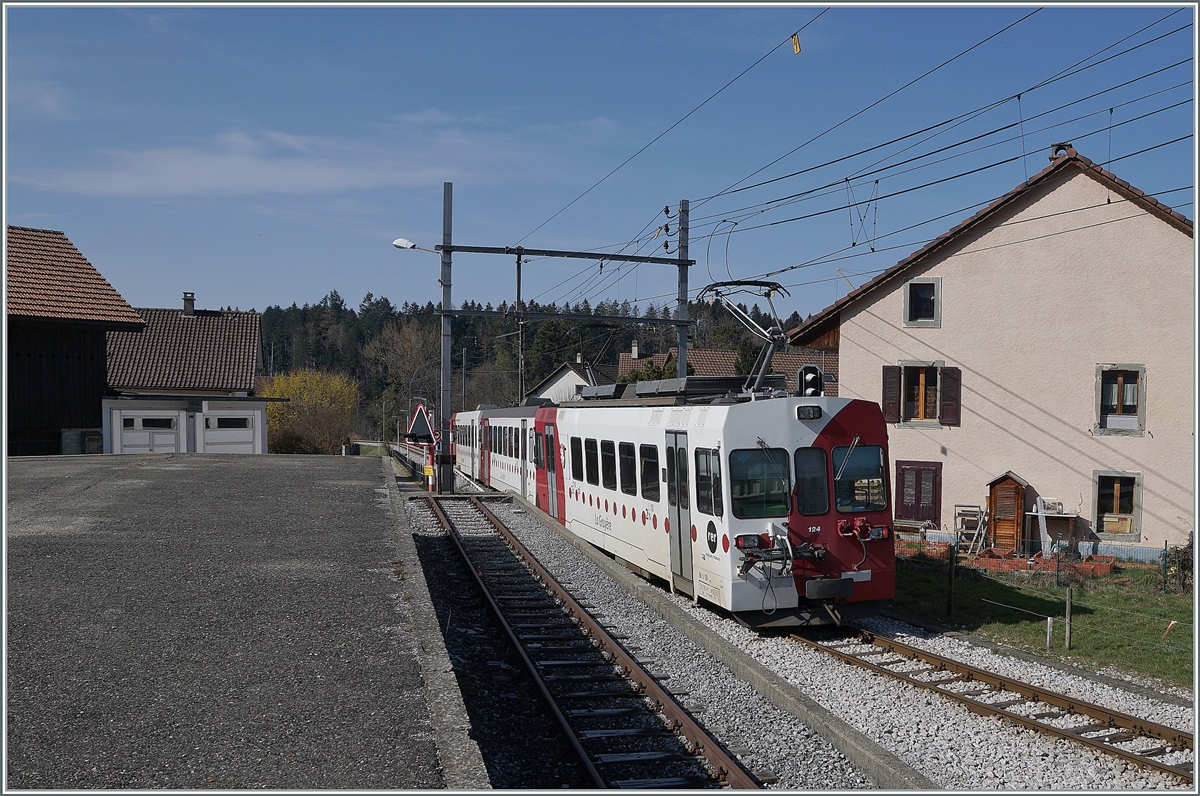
xmin=483 ymin=497 xmax=1193 ymax=790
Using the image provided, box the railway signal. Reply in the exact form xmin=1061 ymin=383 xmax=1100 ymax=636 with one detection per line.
xmin=799 ymin=365 xmax=824 ymax=397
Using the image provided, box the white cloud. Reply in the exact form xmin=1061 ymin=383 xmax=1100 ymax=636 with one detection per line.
xmin=12 ymin=113 xmax=626 ymax=198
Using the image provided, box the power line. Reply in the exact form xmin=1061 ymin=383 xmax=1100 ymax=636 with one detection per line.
xmin=697 ymin=11 xmax=1189 ymax=207
xmin=515 ymin=8 xmax=829 ymax=246
xmin=694 ymin=58 xmax=1190 ymax=224
xmin=695 ymin=9 xmax=1042 ymax=210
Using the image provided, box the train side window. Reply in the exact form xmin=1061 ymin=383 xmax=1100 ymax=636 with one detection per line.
xmin=729 ymin=448 xmax=790 ymax=519
xmin=666 ymin=447 xmax=677 ymax=507
xmin=696 ymin=451 xmax=710 ymax=513
xmin=585 ymin=439 xmax=599 ymax=485
xmin=534 ymin=432 xmax=544 ymax=468
xmin=693 ymin=449 xmax=723 ymax=517
xmin=640 ymin=445 xmax=660 ymax=502
xmin=794 ymin=447 xmax=830 ymax=516
xmin=618 ymin=442 xmax=637 ymax=496
xmin=601 ymin=440 xmax=617 ymax=490
xmin=676 ymin=446 xmax=689 ymax=511
xmin=571 ymin=437 xmax=584 ymax=481
xmin=832 ymin=445 xmax=887 ymax=512
xmin=695 ymin=449 xmax=713 ymax=515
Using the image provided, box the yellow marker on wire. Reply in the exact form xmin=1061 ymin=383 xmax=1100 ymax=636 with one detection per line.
xmin=792 ymin=33 xmax=801 ymax=54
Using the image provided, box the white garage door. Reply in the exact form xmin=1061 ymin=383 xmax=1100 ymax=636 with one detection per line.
xmin=119 ymin=414 xmax=180 ymax=454
xmin=202 ymin=414 xmax=257 ymax=454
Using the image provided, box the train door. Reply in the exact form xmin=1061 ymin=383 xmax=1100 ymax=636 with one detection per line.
xmin=520 ymin=420 xmax=528 ymax=498
xmin=480 ymin=418 xmax=491 ymax=486
xmin=545 ymin=422 xmax=560 ymax=520
xmin=470 ymin=421 xmax=477 ymax=480
xmin=666 ymin=430 xmax=694 ymax=595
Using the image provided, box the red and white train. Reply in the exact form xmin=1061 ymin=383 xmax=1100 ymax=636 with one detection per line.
xmin=451 ymin=377 xmax=895 ymax=627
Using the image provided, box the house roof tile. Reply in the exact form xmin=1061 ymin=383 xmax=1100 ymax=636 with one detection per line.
xmin=107 ymin=307 xmax=261 ymax=392
xmin=5 ymin=226 xmax=145 ymax=329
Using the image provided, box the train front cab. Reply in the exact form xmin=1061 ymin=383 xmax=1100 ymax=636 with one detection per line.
xmin=724 ymin=398 xmax=895 ymax=628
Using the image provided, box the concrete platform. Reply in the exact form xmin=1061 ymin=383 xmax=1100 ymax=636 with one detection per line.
xmin=5 ymin=453 xmax=487 ymax=789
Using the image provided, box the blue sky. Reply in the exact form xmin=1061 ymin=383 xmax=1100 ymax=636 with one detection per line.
xmin=5 ymin=5 xmax=1195 ymax=321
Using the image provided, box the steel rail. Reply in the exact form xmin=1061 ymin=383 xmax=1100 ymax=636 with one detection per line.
xmin=424 ymin=496 xmax=606 ymax=788
xmin=792 ymin=630 xmax=1193 ymax=783
xmin=465 ymin=497 xmax=761 ymax=789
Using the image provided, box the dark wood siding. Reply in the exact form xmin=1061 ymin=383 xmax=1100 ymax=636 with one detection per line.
xmin=7 ymin=322 xmax=108 ymax=454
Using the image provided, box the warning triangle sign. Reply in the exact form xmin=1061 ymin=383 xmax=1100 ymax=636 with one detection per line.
xmin=405 ymin=404 xmax=436 ymax=445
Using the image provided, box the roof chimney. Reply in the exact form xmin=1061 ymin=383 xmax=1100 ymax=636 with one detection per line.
xmin=1050 ymin=142 xmax=1072 ymax=161
xmin=631 ymin=340 xmax=639 ymax=360
xmin=183 ymin=291 xmax=195 ymax=316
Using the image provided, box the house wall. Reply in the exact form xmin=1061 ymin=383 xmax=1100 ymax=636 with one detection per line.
xmin=532 ymin=370 xmax=590 ymax=404
xmin=835 ymin=169 xmax=1194 ymax=554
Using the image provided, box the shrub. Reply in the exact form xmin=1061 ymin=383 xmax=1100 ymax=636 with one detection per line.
xmin=258 ymin=370 xmax=358 ymax=455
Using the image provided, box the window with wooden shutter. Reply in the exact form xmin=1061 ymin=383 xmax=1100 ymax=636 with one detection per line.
xmin=895 ymin=461 xmax=941 ymax=525
xmin=882 ymin=366 xmax=901 ymax=423
xmin=939 ymin=367 xmax=961 ymax=426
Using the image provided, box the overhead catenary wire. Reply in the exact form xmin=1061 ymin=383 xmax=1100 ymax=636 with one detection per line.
xmin=696 ymin=11 xmax=1189 ymax=207
xmin=694 ymin=8 xmax=1043 ymax=210
xmin=687 ymin=71 xmax=1192 ymax=233
xmin=515 ymin=9 xmax=829 ymax=246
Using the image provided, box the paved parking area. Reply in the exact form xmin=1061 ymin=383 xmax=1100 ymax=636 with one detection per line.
xmin=5 ymin=454 xmax=443 ymax=789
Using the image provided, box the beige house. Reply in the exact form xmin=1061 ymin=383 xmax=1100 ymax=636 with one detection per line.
xmin=788 ymin=145 xmax=1194 ymax=560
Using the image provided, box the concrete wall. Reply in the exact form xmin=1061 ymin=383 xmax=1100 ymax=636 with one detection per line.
xmin=834 ymin=168 xmax=1194 ymax=553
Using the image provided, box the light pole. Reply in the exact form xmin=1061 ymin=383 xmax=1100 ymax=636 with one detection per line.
xmin=393 ymin=182 xmax=455 ymax=494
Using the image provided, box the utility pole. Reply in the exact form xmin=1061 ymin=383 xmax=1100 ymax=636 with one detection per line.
xmin=438 ymin=182 xmax=454 ymax=494
xmin=676 ymin=199 xmax=690 ymax=379
xmin=462 ymin=347 xmax=467 ymax=413
xmin=516 ymin=254 xmax=525 ymax=403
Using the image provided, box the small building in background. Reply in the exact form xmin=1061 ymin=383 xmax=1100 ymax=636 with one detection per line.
xmin=6 ymin=226 xmax=146 ymax=455
xmin=103 ymin=293 xmax=271 ymax=454
xmin=526 ymin=361 xmax=617 ymax=403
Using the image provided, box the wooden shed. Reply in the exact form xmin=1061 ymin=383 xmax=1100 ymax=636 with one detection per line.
xmin=986 ymin=471 xmax=1030 ymax=554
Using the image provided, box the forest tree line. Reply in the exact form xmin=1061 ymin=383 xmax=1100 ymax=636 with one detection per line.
xmin=258 ymin=290 xmax=805 ymax=442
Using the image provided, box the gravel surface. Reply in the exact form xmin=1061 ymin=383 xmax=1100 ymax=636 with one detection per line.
xmin=485 ymin=503 xmax=875 ymax=790
xmin=486 ymin=501 xmax=1194 ymax=791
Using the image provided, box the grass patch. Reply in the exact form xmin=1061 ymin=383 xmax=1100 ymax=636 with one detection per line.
xmin=888 ymin=557 xmax=1194 ymax=690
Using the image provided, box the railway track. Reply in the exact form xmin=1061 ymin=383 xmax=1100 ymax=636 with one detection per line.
xmin=422 ymin=495 xmax=764 ymax=789
xmin=793 ymin=630 xmax=1194 ymax=784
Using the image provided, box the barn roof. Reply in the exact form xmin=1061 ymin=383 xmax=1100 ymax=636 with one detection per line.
xmin=5 ymin=226 xmax=145 ymax=330
xmin=107 ymin=306 xmax=261 ymax=393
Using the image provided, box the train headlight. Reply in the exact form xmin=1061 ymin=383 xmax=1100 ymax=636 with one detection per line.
xmin=796 ymin=405 xmax=822 ymax=421
xmin=734 ymin=533 xmax=775 ymax=550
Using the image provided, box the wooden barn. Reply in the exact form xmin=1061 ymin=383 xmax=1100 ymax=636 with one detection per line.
xmin=6 ymin=226 xmax=145 ymax=456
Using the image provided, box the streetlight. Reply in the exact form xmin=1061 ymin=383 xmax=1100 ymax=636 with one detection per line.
xmin=393 ymin=238 xmax=439 ymax=255
xmin=393 ymin=181 xmax=454 ymax=495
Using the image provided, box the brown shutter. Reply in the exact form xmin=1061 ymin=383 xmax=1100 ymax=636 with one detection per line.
xmin=882 ymin=366 xmax=901 ymax=423
xmin=939 ymin=366 xmax=961 ymax=426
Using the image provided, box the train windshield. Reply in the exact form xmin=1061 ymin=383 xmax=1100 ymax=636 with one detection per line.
xmin=793 ymin=447 xmax=829 ymax=516
xmin=831 ymin=445 xmax=887 ymax=512
xmin=728 ymin=448 xmax=790 ymax=519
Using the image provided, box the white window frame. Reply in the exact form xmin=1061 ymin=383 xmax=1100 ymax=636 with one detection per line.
xmin=896 ymin=359 xmax=944 ymax=428
xmin=903 ymin=276 xmax=941 ymax=328
xmin=1093 ymin=363 xmax=1146 ymax=437
xmin=1091 ymin=469 xmax=1142 ymax=542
